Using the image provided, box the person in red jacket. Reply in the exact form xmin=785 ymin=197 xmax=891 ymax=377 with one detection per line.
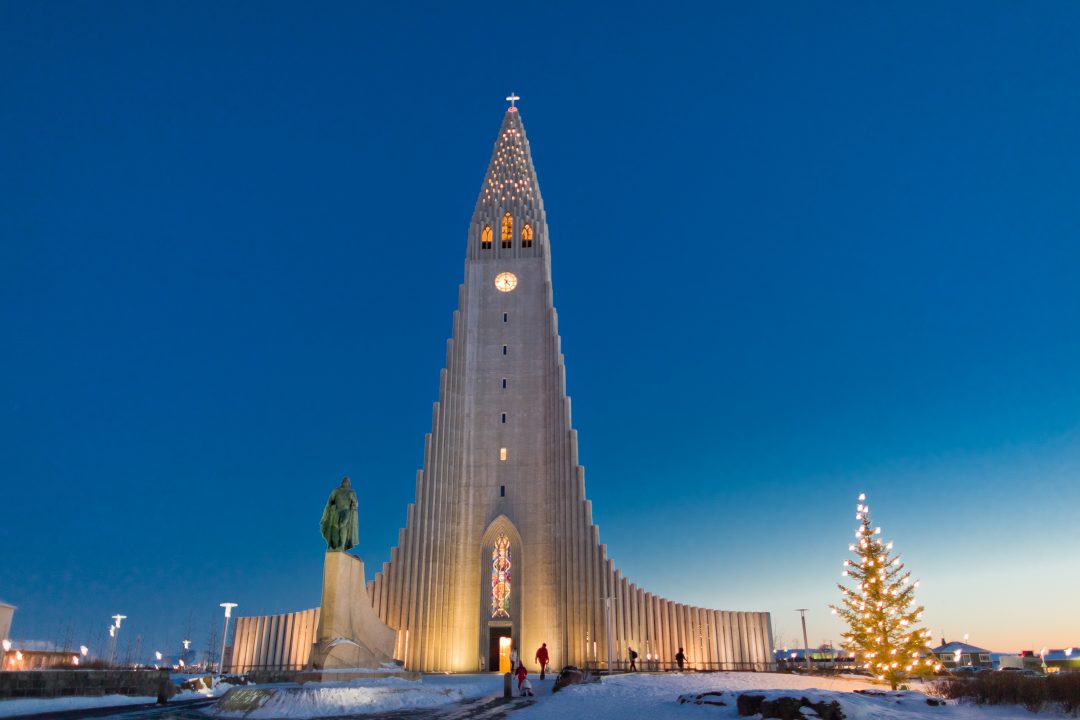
xmin=535 ymin=642 xmax=550 ymax=680
xmin=515 ymin=661 xmax=528 ymax=692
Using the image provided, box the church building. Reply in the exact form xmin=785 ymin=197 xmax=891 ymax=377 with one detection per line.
xmin=227 ymin=99 xmax=774 ymax=674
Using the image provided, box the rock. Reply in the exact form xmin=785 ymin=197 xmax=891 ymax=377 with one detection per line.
xmin=737 ymin=694 xmax=766 ymax=716
xmin=736 ymin=694 xmax=844 ymax=720
xmin=926 ymin=698 xmax=944 ymax=706
xmin=553 ymin=666 xmax=599 ymax=693
xmin=805 ymin=699 xmax=844 ymax=720
xmin=760 ymin=697 xmax=805 ymax=719
xmin=677 ymin=692 xmax=727 ymax=706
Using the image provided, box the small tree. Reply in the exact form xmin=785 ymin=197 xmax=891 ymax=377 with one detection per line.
xmin=830 ymin=493 xmax=942 ymax=689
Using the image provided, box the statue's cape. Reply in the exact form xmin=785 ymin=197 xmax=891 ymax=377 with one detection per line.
xmin=320 ymin=493 xmax=334 ymax=539
xmin=345 ymin=496 xmax=359 ymax=550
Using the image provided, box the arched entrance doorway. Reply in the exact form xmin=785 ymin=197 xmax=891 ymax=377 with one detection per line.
xmin=480 ymin=516 xmax=522 ymax=672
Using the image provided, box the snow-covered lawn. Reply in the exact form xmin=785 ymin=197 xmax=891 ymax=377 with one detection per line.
xmin=0 ymin=694 xmax=154 ymax=718
xmin=513 ymin=672 xmax=1068 ymax=720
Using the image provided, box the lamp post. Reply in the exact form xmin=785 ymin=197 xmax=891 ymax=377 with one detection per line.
xmin=795 ymin=609 xmax=811 ymax=672
xmin=110 ymin=615 xmax=127 ymax=666
xmin=219 ymin=603 xmax=238 ymax=674
xmin=603 ymin=597 xmax=613 ymax=673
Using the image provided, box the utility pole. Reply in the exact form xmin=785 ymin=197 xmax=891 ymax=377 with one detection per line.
xmin=795 ymin=609 xmax=811 ymax=672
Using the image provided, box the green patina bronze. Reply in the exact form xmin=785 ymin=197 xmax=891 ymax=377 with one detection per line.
xmin=320 ymin=476 xmax=359 ymax=551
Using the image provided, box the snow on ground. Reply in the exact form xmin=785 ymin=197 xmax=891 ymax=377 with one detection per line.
xmin=512 ymin=672 xmax=1069 ymax=720
xmin=172 ymin=673 xmax=246 ymax=701
xmin=0 ymin=694 xmax=154 ymax=718
xmin=208 ymin=673 xmax=503 ymax=719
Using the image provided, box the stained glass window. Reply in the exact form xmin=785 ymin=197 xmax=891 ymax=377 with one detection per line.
xmin=521 ymin=224 xmax=533 ymax=248
xmin=491 ymin=534 xmax=511 ymax=618
xmin=501 ymin=213 xmax=513 ymax=248
xmin=481 ymin=225 xmax=493 ymax=249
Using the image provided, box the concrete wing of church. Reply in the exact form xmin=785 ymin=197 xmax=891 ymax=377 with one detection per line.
xmin=229 ymin=106 xmax=774 ymax=674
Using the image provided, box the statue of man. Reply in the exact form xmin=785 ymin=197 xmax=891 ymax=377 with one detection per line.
xmin=320 ymin=476 xmax=359 ymax=552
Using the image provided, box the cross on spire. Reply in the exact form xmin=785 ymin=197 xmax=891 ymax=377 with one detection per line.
xmin=506 ymin=92 xmax=520 ymax=110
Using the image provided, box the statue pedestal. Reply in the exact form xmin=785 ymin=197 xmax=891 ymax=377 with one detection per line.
xmin=310 ymin=551 xmax=396 ymax=670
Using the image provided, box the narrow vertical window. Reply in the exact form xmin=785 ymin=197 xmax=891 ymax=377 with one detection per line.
xmin=501 ymin=213 xmax=513 ymax=248
xmin=481 ymin=225 xmax=493 ymax=249
xmin=521 ymin=223 xmax=533 ymax=248
xmin=502 ymin=345 xmax=507 ymax=355
xmin=502 ymin=378 xmax=507 ymax=389
xmin=491 ymin=534 xmax=511 ymax=618
xmin=499 ymin=447 xmax=507 ymax=461
xmin=503 ymin=312 xmax=508 ymax=323
xmin=500 ymin=485 xmax=505 ymax=497
xmin=501 ymin=413 xmax=507 ymax=424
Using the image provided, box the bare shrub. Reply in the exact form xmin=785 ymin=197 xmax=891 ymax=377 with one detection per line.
xmin=934 ymin=672 xmax=1080 ymax=715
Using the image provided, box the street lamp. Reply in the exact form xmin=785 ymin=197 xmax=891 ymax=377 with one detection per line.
xmin=602 ymin=597 xmax=613 ymax=673
xmin=795 ymin=609 xmax=811 ymax=672
xmin=219 ymin=603 xmax=238 ymax=674
xmin=110 ymin=615 xmax=126 ymax=666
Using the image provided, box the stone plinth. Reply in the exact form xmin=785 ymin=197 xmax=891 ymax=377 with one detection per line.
xmin=309 ymin=551 xmax=395 ymax=669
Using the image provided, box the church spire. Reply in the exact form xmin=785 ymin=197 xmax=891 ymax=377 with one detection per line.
xmin=470 ymin=97 xmax=547 ymax=259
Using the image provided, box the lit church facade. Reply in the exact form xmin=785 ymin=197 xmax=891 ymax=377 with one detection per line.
xmin=228 ymin=102 xmax=774 ymax=674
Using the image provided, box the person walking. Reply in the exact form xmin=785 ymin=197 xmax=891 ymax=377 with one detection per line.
xmin=675 ymin=647 xmax=686 ymax=671
xmin=628 ymin=646 xmax=638 ymax=672
xmin=535 ymin=642 xmax=549 ymax=680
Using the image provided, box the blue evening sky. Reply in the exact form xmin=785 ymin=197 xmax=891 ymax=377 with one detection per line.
xmin=2 ymin=1 xmax=1078 ymax=659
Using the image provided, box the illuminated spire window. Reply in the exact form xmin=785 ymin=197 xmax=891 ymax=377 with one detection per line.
xmin=491 ymin=534 xmax=511 ymax=619
xmin=481 ymin=225 xmax=493 ymax=250
xmin=521 ymin=223 xmax=533 ymax=248
xmin=501 ymin=213 xmax=513 ymax=248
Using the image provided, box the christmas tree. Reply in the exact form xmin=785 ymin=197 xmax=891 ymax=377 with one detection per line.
xmin=830 ymin=493 xmax=941 ymax=689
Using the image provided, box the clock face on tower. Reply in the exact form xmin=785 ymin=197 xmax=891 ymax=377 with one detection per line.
xmin=494 ymin=272 xmax=518 ymax=292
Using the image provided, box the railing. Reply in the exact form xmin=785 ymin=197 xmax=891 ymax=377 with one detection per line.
xmin=581 ymin=660 xmax=774 ymax=673
xmin=225 ymin=664 xmax=309 ymax=673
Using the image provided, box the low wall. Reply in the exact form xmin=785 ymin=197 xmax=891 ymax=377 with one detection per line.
xmin=229 ymin=608 xmax=319 ymax=672
xmin=0 ymin=669 xmax=172 ymax=700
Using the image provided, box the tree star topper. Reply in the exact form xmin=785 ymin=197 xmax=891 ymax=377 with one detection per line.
xmin=506 ymin=92 xmax=520 ymax=110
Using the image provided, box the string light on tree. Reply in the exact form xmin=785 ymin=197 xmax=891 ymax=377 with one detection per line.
xmin=829 ymin=493 xmax=941 ymax=689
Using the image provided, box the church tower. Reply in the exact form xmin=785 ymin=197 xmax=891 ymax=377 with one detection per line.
xmin=367 ymin=100 xmax=774 ymax=673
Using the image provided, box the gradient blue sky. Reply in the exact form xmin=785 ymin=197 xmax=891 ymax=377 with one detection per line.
xmin=2 ymin=1 xmax=1079 ymax=660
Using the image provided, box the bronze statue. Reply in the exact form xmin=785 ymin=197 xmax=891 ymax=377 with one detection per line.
xmin=320 ymin=476 xmax=359 ymax=551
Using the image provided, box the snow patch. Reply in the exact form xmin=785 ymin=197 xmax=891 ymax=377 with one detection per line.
xmin=208 ymin=674 xmax=502 ymax=719
xmin=0 ymin=694 xmax=154 ymax=718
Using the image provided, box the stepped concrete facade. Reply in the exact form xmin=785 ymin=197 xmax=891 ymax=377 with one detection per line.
xmin=366 ymin=106 xmax=773 ymax=673
xmin=229 ymin=104 xmax=774 ymax=674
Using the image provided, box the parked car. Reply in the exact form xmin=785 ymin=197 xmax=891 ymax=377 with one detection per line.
xmin=951 ymin=665 xmax=990 ymax=676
